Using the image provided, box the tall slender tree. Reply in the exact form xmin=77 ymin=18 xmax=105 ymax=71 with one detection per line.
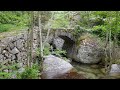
xmin=38 ymin=11 xmax=43 ymax=61
xmin=27 ymin=11 xmax=34 ymax=67
xmin=43 ymin=11 xmax=55 ymax=49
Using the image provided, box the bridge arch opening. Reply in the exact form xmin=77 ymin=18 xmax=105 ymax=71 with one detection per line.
xmin=52 ymin=35 xmax=75 ymax=58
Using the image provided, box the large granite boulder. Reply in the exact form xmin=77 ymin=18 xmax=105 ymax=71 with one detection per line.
xmin=41 ymin=55 xmax=85 ymax=79
xmin=69 ymin=33 xmax=104 ymax=64
xmin=41 ymin=55 xmax=73 ymax=79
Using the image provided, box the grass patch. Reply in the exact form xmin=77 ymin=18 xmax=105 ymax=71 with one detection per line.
xmin=0 ymin=24 xmax=28 ymax=33
xmin=0 ymin=24 xmax=28 ymax=39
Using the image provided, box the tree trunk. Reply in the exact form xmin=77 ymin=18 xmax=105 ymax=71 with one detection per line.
xmin=43 ymin=11 xmax=54 ymax=49
xmin=29 ymin=11 xmax=34 ymax=67
xmin=108 ymin=25 xmax=112 ymax=73
xmin=105 ymin=16 xmax=111 ymax=74
xmin=38 ymin=11 xmax=43 ymax=61
xmin=27 ymin=28 xmax=30 ymax=67
xmin=112 ymin=11 xmax=119 ymax=61
xmin=105 ymin=26 xmax=109 ymax=74
xmin=27 ymin=11 xmax=34 ymax=67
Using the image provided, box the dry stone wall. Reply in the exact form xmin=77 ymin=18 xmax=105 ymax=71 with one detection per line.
xmin=0 ymin=31 xmax=28 ymax=66
xmin=0 ymin=27 xmax=75 ymax=66
xmin=0 ymin=27 xmax=42 ymax=66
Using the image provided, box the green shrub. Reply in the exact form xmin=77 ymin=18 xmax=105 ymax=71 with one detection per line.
xmin=36 ymin=43 xmax=52 ymax=56
xmin=0 ymin=72 xmax=12 ymax=79
xmin=52 ymin=49 xmax=67 ymax=57
xmin=17 ymin=64 xmax=39 ymax=79
xmin=43 ymin=47 xmax=51 ymax=56
xmin=43 ymin=43 xmax=51 ymax=56
xmin=0 ymin=11 xmax=29 ymax=33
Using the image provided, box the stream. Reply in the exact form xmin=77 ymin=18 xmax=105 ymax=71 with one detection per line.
xmin=71 ymin=61 xmax=120 ymax=79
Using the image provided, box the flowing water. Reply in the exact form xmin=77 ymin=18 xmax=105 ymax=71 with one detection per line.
xmin=71 ymin=61 xmax=120 ymax=79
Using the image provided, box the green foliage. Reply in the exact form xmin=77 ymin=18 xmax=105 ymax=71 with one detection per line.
xmin=0 ymin=11 xmax=30 ymax=26
xmin=17 ymin=64 xmax=39 ymax=79
xmin=0 ymin=24 xmax=15 ymax=32
xmin=51 ymin=11 xmax=69 ymax=29
xmin=0 ymin=62 xmax=40 ymax=79
xmin=0 ymin=72 xmax=12 ymax=79
xmin=43 ymin=43 xmax=51 ymax=56
xmin=52 ymin=49 xmax=67 ymax=57
xmin=0 ymin=11 xmax=29 ymax=33
xmin=43 ymin=47 xmax=51 ymax=56
xmin=0 ymin=63 xmax=19 ymax=79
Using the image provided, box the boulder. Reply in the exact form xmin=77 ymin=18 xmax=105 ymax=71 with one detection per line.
xmin=53 ymin=37 xmax=64 ymax=50
xmin=41 ymin=55 xmax=74 ymax=79
xmin=109 ymin=64 xmax=120 ymax=76
xmin=69 ymin=33 xmax=104 ymax=64
xmin=42 ymin=55 xmax=85 ymax=79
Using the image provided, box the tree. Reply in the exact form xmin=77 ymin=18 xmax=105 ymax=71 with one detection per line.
xmin=27 ymin=11 xmax=34 ymax=67
xmin=38 ymin=11 xmax=43 ymax=62
xmin=43 ymin=11 xmax=55 ymax=49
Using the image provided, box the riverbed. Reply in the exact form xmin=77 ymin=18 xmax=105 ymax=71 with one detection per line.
xmin=71 ymin=61 xmax=120 ymax=79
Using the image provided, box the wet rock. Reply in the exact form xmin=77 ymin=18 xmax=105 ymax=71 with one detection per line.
xmin=54 ymin=68 xmax=86 ymax=79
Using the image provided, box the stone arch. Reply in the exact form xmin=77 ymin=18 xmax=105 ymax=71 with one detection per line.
xmin=52 ymin=35 xmax=75 ymax=58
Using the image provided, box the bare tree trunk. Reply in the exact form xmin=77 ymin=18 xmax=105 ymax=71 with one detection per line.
xmin=38 ymin=11 xmax=43 ymax=61
xmin=108 ymin=25 xmax=112 ymax=73
xmin=27 ymin=11 xmax=34 ymax=67
xmin=27 ymin=28 xmax=30 ymax=67
xmin=112 ymin=11 xmax=118 ymax=61
xmin=105 ymin=15 xmax=111 ymax=74
xmin=105 ymin=27 xmax=109 ymax=74
xmin=43 ymin=11 xmax=55 ymax=49
xmin=37 ymin=11 xmax=44 ymax=79
xmin=29 ymin=11 xmax=34 ymax=67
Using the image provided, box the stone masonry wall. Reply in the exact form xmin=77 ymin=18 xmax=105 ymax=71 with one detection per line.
xmin=0 ymin=31 xmax=28 ymax=66
xmin=0 ymin=27 xmax=44 ymax=67
xmin=0 ymin=27 xmax=75 ymax=67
